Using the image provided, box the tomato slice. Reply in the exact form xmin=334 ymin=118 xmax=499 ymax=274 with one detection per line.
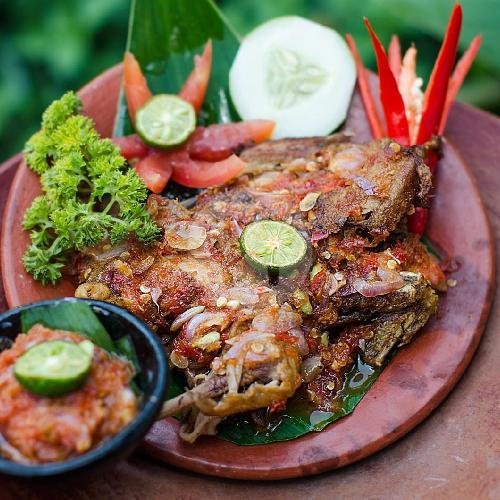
xmin=187 ymin=120 xmax=275 ymax=161
xmin=112 ymin=134 xmax=149 ymax=160
xmin=123 ymin=52 xmax=153 ymax=123
xmin=178 ymin=40 xmax=212 ymax=113
xmin=170 ymin=150 xmax=246 ymax=188
xmin=134 ymin=152 xmax=173 ymax=194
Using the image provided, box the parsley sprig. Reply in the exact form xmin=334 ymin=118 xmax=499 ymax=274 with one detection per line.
xmin=22 ymin=92 xmax=161 ymax=284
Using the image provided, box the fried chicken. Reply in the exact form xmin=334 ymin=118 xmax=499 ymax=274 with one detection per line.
xmin=74 ymin=136 xmax=443 ymax=440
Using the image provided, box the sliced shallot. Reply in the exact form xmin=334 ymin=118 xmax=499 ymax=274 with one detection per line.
xmin=301 ymin=355 xmax=323 ymax=382
xmin=227 ymin=286 xmax=260 ymax=306
xmin=353 ymin=267 xmax=405 ymax=297
xmin=184 ymin=311 xmax=229 ymax=341
xmin=171 ymin=306 xmax=206 ymax=332
xmin=288 ymin=328 xmax=309 ymax=355
xmin=165 ymin=221 xmax=207 ymax=250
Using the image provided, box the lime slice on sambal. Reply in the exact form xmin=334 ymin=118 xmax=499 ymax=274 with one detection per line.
xmin=14 ymin=340 xmax=94 ymax=397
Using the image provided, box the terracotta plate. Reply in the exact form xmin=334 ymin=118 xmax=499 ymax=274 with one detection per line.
xmin=1 ymin=66 xmax=494 ymax=480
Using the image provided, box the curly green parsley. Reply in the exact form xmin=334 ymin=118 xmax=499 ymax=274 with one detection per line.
xmin=22 ymin=91 xmax=161 ymax=285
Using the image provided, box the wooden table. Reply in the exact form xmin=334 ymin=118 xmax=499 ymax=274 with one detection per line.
xmin=0 ymin=103 xmax=498 ymax=498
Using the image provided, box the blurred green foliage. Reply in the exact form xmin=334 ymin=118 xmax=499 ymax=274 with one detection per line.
xmin=0 ymin=0 xmax=129 ymax=162
xmin=1 ymin=0 xmax=499 ymax=162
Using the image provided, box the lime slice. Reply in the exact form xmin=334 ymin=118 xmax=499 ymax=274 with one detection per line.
xmin=240 ymin=220 xmax=307 ymax=274
xmin=135 ymin=94 xmax=196 ymax=148
xmin=14 ymin=340 xmax=94 ymax=397
xmin=78 ymin=339 xmax=95 ymax=358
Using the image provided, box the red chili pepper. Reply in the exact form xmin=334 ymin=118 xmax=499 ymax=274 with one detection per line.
xmin=425 ymin=148 xmax=440 ymax=175
xmin=439 ymin=34 xmax=482 ymax=134
xmin=364 ymin=18 xmax=410 ymax=146
xmin=388 ymin=35 xmax=402 ymax=80
xmin=345 ymin=34 xmax=384 ymax=139
xmin=407 ymin=149 xmax=439 ymax=234
xmin=407 ymin=207 xmax=428 ymax=235
xmin=416 ymin=4 xmax=463 ymax=144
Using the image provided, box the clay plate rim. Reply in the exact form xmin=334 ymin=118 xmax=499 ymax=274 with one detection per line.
xmin=0 ymin=65 xmax=495 ymax=480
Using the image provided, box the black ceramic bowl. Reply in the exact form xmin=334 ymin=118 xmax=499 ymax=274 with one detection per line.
xmin=0 ymin=298 xmax=168 ymax=478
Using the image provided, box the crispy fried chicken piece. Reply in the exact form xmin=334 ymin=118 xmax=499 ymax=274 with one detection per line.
xmin=332 ymin=280 xmax=438 ymax=370
xmin=161 ymin=306 xmax=302 ymax=420
xmin=314 ymin=140 xmax=431 ymax=239
xmin=336 ymin=272 xmax=436 ymax=324
xmin=360 ymin=285 xmax=438 ymax=366
xmin=306 ymin=281 xmax=437 ymax=410
xmin=239 ymin=134 xmax=351 ymax=170
xmin=309 ymin=229 xmax=443 ymax=327
xmin=75 ymin=135 xmax=441 ymax=442
xmin=77 ymin=140 xmax=432 ymax=320
xmin=204 ymin=138 xmax=431 ymax=239
xmin=76 ymin=196 xmax=273 ymax=333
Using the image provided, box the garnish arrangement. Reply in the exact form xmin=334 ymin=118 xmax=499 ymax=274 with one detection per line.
xmin=1 ymin=0 xmax=483 ymax=462
xmin=22 ymin=92 xmax=160 ymax=284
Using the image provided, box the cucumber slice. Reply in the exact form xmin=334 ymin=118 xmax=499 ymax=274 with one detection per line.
xmin=135 ymin=94 xmax=196 ymax=148
xmin=14 ymin=340 xmax=93 ymax=397
xmin=229 ymin=16 xmax=355 ymax=139
xmin=240 ymin=220 xmax=307 ymax=275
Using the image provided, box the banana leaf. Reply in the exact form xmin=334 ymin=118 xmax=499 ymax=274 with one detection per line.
xmin=113 ymin=0 xmax=241 ymax=137
xmin=218 ymin=357 xmax=379 ymax=444
xmin=114 ymin=334 xmax=141 ymax=374
xmin=168 ymin=357 xmax=380 ymax=445
xmin=21 ymin=300 xmax=116 ymax=353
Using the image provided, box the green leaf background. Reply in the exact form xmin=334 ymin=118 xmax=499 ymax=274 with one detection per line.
xmin=1 ymin=0 xmax=499 ymax=162
xmin=114 ymin=0 xmax=240 ymax=136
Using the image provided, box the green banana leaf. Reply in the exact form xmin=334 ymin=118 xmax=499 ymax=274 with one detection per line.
xmin=168 ymin=357 xmax=380 ymax=445
xmin=113 ymin=0 xmax=241 ymax=137
xmin=21 ymin=300 xmax=116 ymax=353
xmin=218 ymin=356 xmax=380 ymax=445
